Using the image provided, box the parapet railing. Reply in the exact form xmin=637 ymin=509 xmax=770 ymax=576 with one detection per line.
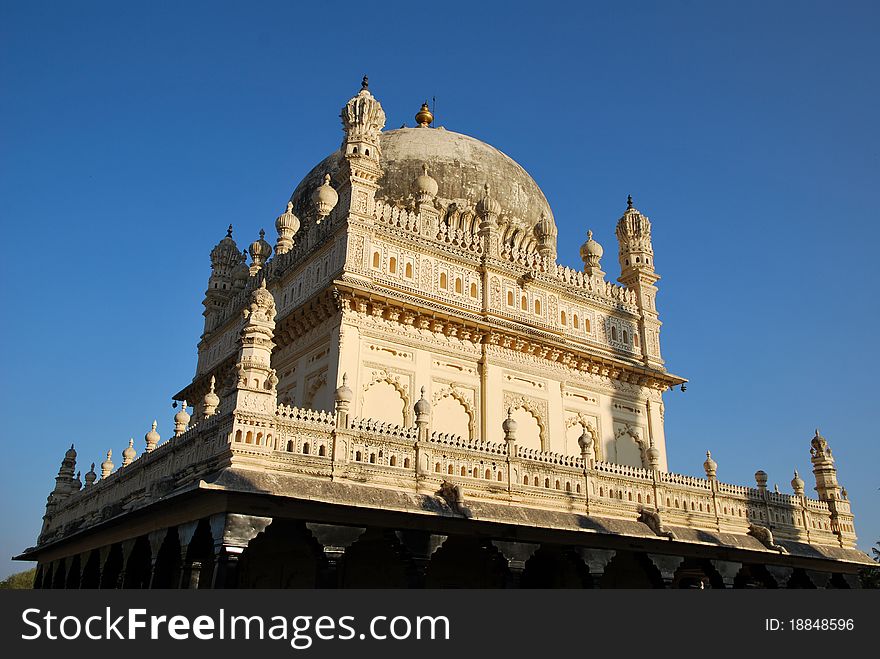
xmin=42 ymin=404 xmax=852 ymax=550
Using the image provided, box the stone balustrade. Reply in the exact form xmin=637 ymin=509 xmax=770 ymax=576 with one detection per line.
xmin=39 ymin=404 xmax=854 ymax=552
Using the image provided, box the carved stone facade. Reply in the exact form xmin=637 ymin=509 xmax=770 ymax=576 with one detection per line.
xmin=18 ymin=81 xmax=870 ymax=588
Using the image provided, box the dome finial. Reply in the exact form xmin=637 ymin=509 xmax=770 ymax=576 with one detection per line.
xmin=627 ymin=194 xmax=633 ymax=209
xmin=227 ymin=224 xmax=233 ymax=238
xmin=361 ymin=75 xmax=369 ymax=90
xmin=415 ymin=101 xmax=433 ymax=127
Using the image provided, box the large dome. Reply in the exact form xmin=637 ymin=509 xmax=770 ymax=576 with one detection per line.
xmin=290 ymin=127 xmax=554 ymax=232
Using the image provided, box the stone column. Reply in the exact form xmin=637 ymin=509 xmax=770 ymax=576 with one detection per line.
xmin=765 ymin=565 xmax=794 ymax=588
xmin=176 ymin=520 xmax=201 ymax=589
xmin=306 ymin=523 xmax=365 ymax=588
xmin=492 ymin=540 xmax=540 ymax=588
xmin=710 ymin=559 xmax=742 ymax=589
xmin=210 ymin=513 xmax=272 ymax=589
xmin=576 ymin=548 xmax=615 ymax=585
xmin=394 ymin=530 xmax=447 ymax=588
xmin=646 ymin=553 xmax=684 ymax=588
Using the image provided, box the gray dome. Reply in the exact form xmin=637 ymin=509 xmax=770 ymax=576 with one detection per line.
xmin=290 ymin=127 xmax=554 ymax=232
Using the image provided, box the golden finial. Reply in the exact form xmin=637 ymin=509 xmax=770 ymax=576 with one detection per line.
xmin=415 ymin=101 xmax=433 ymax=127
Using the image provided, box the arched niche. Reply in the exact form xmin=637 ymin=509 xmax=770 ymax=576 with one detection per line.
xmin=433 ymin=392 xmax=473 ymax=439
xmin=512 ymin=407 xmax=542 ymax=451
xmin=362 ymin=379 xmax=407 ymax=427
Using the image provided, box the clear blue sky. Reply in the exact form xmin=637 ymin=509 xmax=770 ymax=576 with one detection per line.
xmin=1 ymin=1 xmax=878 ymax=579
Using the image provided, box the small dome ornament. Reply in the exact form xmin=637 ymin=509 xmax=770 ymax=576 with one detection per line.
xmin=476 ymin=183 xmax=501 ymax=221
xmin=415 ymin=101 xmax=434 ymax=127
xmin=122 ymin=438 xmax=137 ymax=467
xmin=754 ymin=469 xmax=768 ymax=491
xmin=578 ymin=428 xmax=595 ymax=463
xmin=233 ymin=249 xmax=250 ymax=287
xmin=312 ymin=174 xmax=339 ymax=222
xmin=703 ymin=451 xmax=717 ymax=480
xmin=248 ymin=229 xmax=272 ymax=274
xmin=646 ymin=443 xmax=661 ymax=470
xmin=84 ymin=463 xmax=97 ymax=486
xmin=414 ymin=386 xmax=432 ymax=417
xmin=145 ymin=420 xmax=160 ymax=452
xmin=502 ymin=408 xmax=518 ymax=443
xmin=174 ymin=400 xmax=191 ymax=437
xmin=101 ymin=450 xmax=114 ymax=479
xmin=414 ymin=163 xmax=438 ymax=202
xmin=334 ymin=373 xmax=354 ymax=406
xmin=791 ymin=469 xmax=805 ymax=496
xmin=274 ymin=201 xmax=301 ymax=255
xmin=203 ymin=375 xmax=220 ymax=417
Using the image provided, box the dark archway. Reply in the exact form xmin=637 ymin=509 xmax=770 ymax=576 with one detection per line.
xmin=123 ymin=536 xmax=152 ymax=589
xmin=599 ymin=551 xmax=664 ymax=588
xmin=733 ymin=564 xmax=778 ymax=589
xmin=152 ymin=528 xmax=182 ymax=588
xmin=672 ymin=558 xmax=724 ymax=589
xmin=51 ymin=559 xmax=67 ymax=589
xmin=341 ymin=528 xmax=412 ymax=588
xmin=183 ymin=519 xmax=216 ymax=589
xmin=521 ymin=546 xmax=593 ymax=588
xmin=238 ymin=519 xmax=324 ymax=588
xmin=787 ymin=568 xmax=817 ymax=589
xmin=80 ymin=550 xmax=100 ymax=588
xmin=424 ymin=536 xmax=508 ymax=588
xmin=100 ymin=544 xmax=123 ymax=589
xmin=65 ymin=555 xmax=81 ymax=589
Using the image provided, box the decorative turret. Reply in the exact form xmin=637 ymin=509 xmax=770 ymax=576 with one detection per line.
xmin=122 ymin=439 xmax=137 ymax=467
xmin=274 ymin=202 xmax=300 ymax=255
xmin=754 ymin=469 xmax=768 ymax=492
xmin=791 ymin=469 xmax=805 ymax=497
xmin=703 ymin=451 xmax=717 ymax=480
xmin=174 ymin=401 xmax=190 ymax=436
xmin=579 ymin=229 xmax=604 ymax=278
xmin=502 ymin=408 xmax=517 ymax=445
xmin=413 ymin=164 xmax=438 ymax=206
xmin=334 ymin=373 xmax=353 ymax=428
xmin=233 ymin=250 xmax=250 ymax=290
xmin=232 ymin=279 xmax=278 ymax=414
xmin=49 ymin=445 xmax=79 ymax=502
xmin=341 ymin=76 xmax=385 ymax=158
xmin=578 ymin=428 xmax=595 ymax=467
xmin=646 ymin=442 xmax=661 ymax=470
xmin=84 ymin=463 xmax=97 ymax=487
xmin=248 ymin=229 xmax=272 ymax=275
xmin=101 ymin=450 xmax=114 ymax=479
xmin=312 ymin=174 xmax=339 ymax=222
xmin=415 ymin=101 xmax=433 ymax=127
xmin=477 ymin=183 xmax=501 ymax=224
xmin=338 ymin=77 xmax=386 ymax=221
xmin=144 ymin=420 xmax=160 ymax=452
xmin=535 ymin=211 xmax=557 ymax=261
xmin=203 ymin=225 xmax=245 ymax=335
xmin=615 ymin=196 xmax=663 ymax=369
xmin=616 ymin=195 xmax=655 ymax=282
xmin=810 ymin=429 xmax=841 ymax=501
xmin=203 ymin=375 xmax=220 ymax=417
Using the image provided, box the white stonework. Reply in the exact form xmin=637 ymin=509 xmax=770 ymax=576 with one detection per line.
xmin=26 ymin=81 xmax=867 ymax=589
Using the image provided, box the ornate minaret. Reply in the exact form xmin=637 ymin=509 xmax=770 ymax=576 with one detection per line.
xmin=232 ymin=279 xmax=278 ymax=414
xmin=203 ymin=225 xmax=244 ymax=335
xmin=616 ymin=196 xmax=663 ymax=369
xmin=40 ymin=445 xmax=79 ymax=539
xmin=338 ymin=76 xmax=386 ymax=220
xmin=809 ymin=429 xmax=855 ymax=546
